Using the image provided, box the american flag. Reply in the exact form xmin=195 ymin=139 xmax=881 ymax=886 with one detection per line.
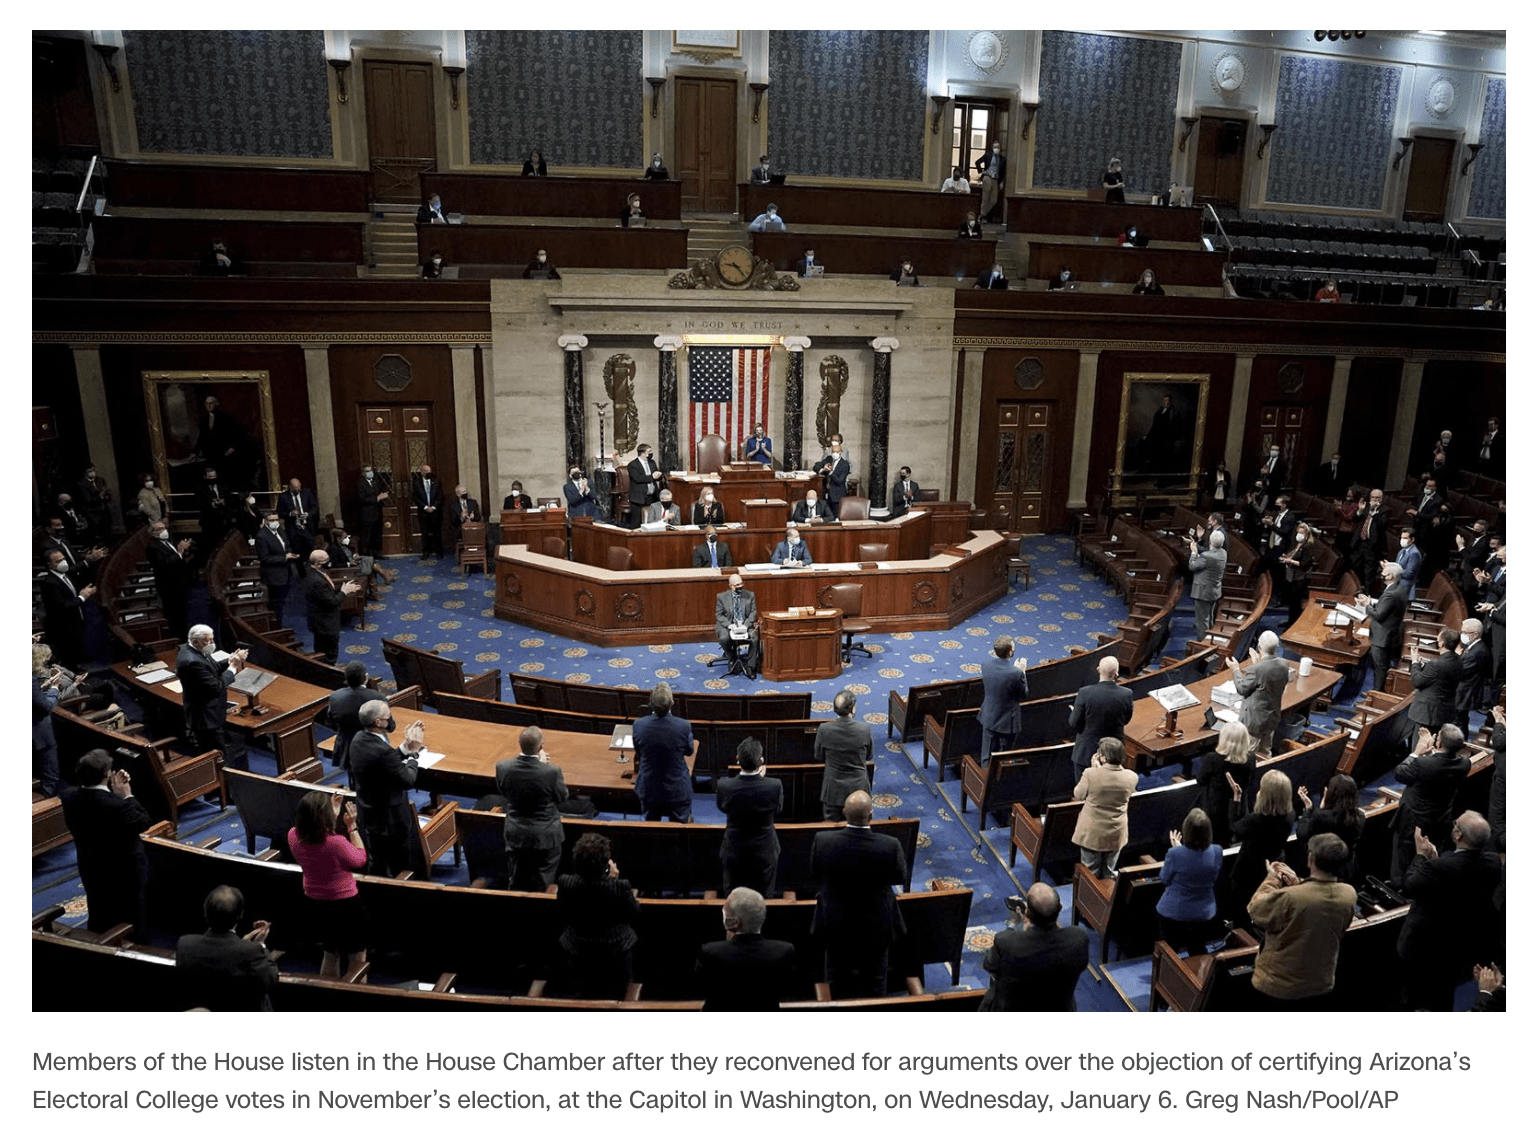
xmin=687 ymin=346 xmax=771 ymax=465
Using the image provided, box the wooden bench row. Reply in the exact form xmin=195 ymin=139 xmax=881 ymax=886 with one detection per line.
xmin=513 ymin=673 xmax=811 ymax=721
xmin=1077 ymin=517 xmax=1186 ymax=673
xmin=381 ymin=636 xmax=501 ymax=707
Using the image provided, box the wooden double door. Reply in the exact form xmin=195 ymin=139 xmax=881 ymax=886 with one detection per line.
xmin=984 ymin=401 xmax=1058 ymax=534
xmin=358 ymin=404 xmax=437 ymax=555
xmin=674 ymin=77 xmax=736 ymax=212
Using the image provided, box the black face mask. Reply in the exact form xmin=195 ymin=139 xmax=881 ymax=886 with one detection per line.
xmin=384 ymin=716 xmax=397 ymax=733
xmin=707 ymin=535 xmax=716 ymax=544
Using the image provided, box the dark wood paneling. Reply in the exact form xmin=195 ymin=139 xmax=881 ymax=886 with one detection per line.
xmin=1192 ymin=117 xmax=1247 ymax=206
xmin=91 ymin=217 xmax=364 ymax=274
xmin=33 ymin=345 xmax=84 ymax=500
xmin=104 ymin=162 xmax=370 ymax=211
xmin=1340 ymin=356 xmax=1402 ymax=490
xmin=1242 ymin=355 xmax=1335 ymax=477
xmin=1004 ymin=197 xmax=1204 ymax=241
xmin=1413 ymin=359 xmax=1504 ymax=478
xmin=740 ymin=184 xmax=980 ymax=231
xmin=423 ymin=174 xmax=681 ymax=220
xmin=751 ymin=233 xmax=996 ymax=278
xmin=327 ymin=345 xmax=458 ymax=538
xmin=973 ymin=348 xmax=1079 ymax=530
xmin=418 ymin=224 xmax=688 ymax=272
xmin=365 ymin=61 xmax=436 ymax=160
xmin=1403 ymin=137 xmax=1455 ymax=222
xmin=96 ymin=344 xmax=314 ymax=509
xmin=1027 ymin=242 xmax=1225 ymax=287
xmin=34 ymin=37 xmax=100 ymax=151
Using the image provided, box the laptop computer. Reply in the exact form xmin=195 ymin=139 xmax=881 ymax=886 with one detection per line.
xmin=803 ymin=264 xmax=825 ymax=277
xmin=768 ymin=172 xmax=787 ymax=185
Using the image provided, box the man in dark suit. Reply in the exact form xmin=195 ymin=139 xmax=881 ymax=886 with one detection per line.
xmin=1397 ymin=810 xmax=1502 ymax=1011
xmin=176 ymin=624 xmax=250 ymax=771
xmin=349 ymin=699 xmax=426 ymax=877
xmin=303 ymin=549 xmax=360 ymax=665
xmin=696 ymin=888 xmax=796 ymax=1011
xmin=325 ymin=661 xmax=372 ymax=777
xmin=1457 ymin=519 xmax=1492 ymax=587
xmin=1261 ymin=494 xmax=1298 ymax=579
xmin=790 ymin=490 xmax=836 ymax=525
xmin=714 ymin=573 xmax=759 ymax=678
xmin=40 ymin=517 xmax=105 ymax=586
xmin=979 ymin=883 xmax=1090 ymax=1011
xmin=417 ymin=192 xmax=446 ymax=224
xmin=888 ymin=467 xmax=920 ymax=518
xmin=195 ymin=397 xmax=249 ymax=481
xmin=749 ymin=155 xmax=774 ymax=184
xmin=277 ymin=477 xmax=319 ymax=561
xmin=1407 ymin=476 xmax=1445 ymax=539
xmin=1395 ymin=529 xmax=1424 ymax=599
xmin=197 ymin=467 xmax=233 ymax=553
xmin=145 ymin=520 xmax=194 ymax=640
xmin=1069 ymin=656 xmax=1135 ymax=778
xmin=562 ymin=466 xmax=596 ymax=517
xmin=1389 ymin=723 xmax=1472 ymax=887
xmin=1453 ymin=619 xmax=1491 ymax=728
xmin=40 ymin=550 xmax=95 ymax=671
xmin=796 ymin=248 xmax=820 ymax=277
xmin=957 ymin=211 xmax=984 ymax=239
xmin=496 ymin=725 xmax=569 ymax=892
xmin=254 ymin=511 xmax=300 ymax=625
xmin=692 ymin=525 xmax=734 ymax=569
xmin=714 ymin=738 xmax=783 ymax=896
xmin=411 ymin=463 xmax=444 ymax=560
xmin=1228 ymin=630 xmax=1289 ymax=756
xmin=355 ymin=464 xmax=388 ymax=557
xmin=1407 ymin=628 xmax=1462 ymax=734
xmin=978 ymin=635 xmax=1030 ymax=765
xmin=816 ymin=690 xmax=873 ymax=821
xmin=973 ymin=262 xmax=1008 ymax=290
xmin=770 ymin=527 xmax=813 ymax=566
xmin=175 ymin=885 xmax=279 ymax=1011
xmin=811 ymin=790 xmax=906 ymax=999
xmin=816 ymin=441 xmax=851 ymax=516
xmin=632 ymin=683 xmax=694 ymax=823
xmin=1350 ymin=487 xmax=1388 ymax=593
xmin=55 ymin=492 xmax=94 ymax=547
xmin=1357 ymin=562 xmax=1407 ymax=691
xmin=1308 ymin=450 xmax=1349 ymax=497
xmin=1475 ymin=416 xmax=1504 ymax=475
xmin=1252 ymin=443 xmax=1285 ymax=492
xmin=446 ymin=483 xmax=482 ymax=545
xmin=61 ymin=749 xmax=152 ymax=936
xmin=626 ymin=443 xmax=664 ymax=527
xmin=974 ymin=143 xmax=1006 ymax=222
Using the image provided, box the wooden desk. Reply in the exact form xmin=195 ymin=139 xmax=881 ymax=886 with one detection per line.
xmin=1122 ymin=663 xmax=1343 ymax=769
xmin=761 ymin=610 xmax=843 ymax=682
xmin=1004 ymin=197 xmax=1204 ymax=243
xmin=424 ymin=173 xmax=682 ymax=221
xmin=111 ymin=656 xmax=331 ymax=740
xmin=750 ymin=232 xmax=997 ymax=278
xmin=497 ymin=510 xmax=567 ymax=553
xmin=570 ymin=512 xmax=933 ymax=571
xmin=320 ymin=719 xmax=692 ymax=814
xmin=106 ymin=160 xmax=370 ymax=212
xmin=1027 ymin=240 xmax=1226 ymax=287
xmin=1280 ymin=596 xmax=1372 ymax=672
xmin=496 ymin=531 xmax=1009 ymax=647
xmin=663 ymin=468 xmax=813 ymax=519
xmin=417 ymin=223 xmax=688 ymax=273
xmin=740 ymin=183 xmax=979 ymax=231
xmin=92 ymin=217 xmax=366 ymax=277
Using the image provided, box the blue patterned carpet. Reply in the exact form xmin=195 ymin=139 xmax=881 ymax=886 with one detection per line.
xmin=33 ymin=534 xmax=1372 ymax=1009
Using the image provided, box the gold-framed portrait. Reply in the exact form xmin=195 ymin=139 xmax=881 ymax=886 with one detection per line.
xmin=142 ymin=370 xmax=280 ymax=502
xmin=1113 ymin=372 xmax=1210 ymax=500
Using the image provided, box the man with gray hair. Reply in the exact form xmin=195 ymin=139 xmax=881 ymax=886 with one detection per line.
xmin=816 ymin=690 xmax=873 ymax=821
xmin=1227 ymin=629 xmax=1287 ymax=756
xmin=1398 ymin=810 xmax=1503 ymax=1010
xmin=1390 ymin=722 xmax=1472 ymax=887
xmin=1186 ymin=527 xmax=1227 ymax=642
xmin=695 ymin=887 xmax=797 ymax=1010
xmin=978 ymin=635 xmax=1029 ymax=767
xmin=175 ymin=624 xmax=250 ymax=771
xmin=1356 ymin=561 xmax=1407 ymax=691
xmin=1454 ymin=618 xmax=1490 ymax=729
xmin=348 ymin=698 xmax=427 ymax=876
xmin=644 ymin=487 xmax=681 ymax=527
xmin=304 ymin=547 xmax=361 ymax=665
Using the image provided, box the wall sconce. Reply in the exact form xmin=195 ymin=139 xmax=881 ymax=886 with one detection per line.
xmin=442 ymin=66 xmax=464 ymax=111
xmin=328 ymin=58 xmax=351 ymax=105
xmin=1019 ymin=101 xmax=1040 ymax=140
xmin=92 ymin=43 xmax=121 ymax=93
xmin=749 ymin=82 xmax=769 ymax=124
xmin=929 ymin=94 xmax=950 ymax=134
xmin=645 ymin=76 xmax=666 ymax=118
xmin=1256 ymin=123 xmax=1277 ymax=160
xmin=1178 ymin=116 xmax=1198 ymax=153
xmin=1393 ymin=136 xmax=1415 ymax=170
xmin=1461 ymin=142 xmax=1485 ymax=176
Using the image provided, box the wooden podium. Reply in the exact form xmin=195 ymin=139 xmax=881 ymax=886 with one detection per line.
xmin=760 ymin=609 xmax=843 ymax=682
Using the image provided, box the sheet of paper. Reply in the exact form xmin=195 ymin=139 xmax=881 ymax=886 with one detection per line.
xmin=163 ymin=680 xmax=183 ymax=694
xmin=136 ymin=669 xmax=175 ymax=684
xmin=415 ymin=750 xmax=446 ymax=769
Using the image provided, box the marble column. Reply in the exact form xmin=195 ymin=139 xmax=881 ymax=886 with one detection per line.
xmin=655 ymin=335 xmax=682 ymax=472
xmin=1065 ymin=350 xmax=1099 ymax=508
xmin=302 ymin=346 xmax=340 ymax=519
xmin=1321 ymin=356 xmax=1353 ymax=459
xmin=450 ymin=346 xmax=481 ymax=501
xmin=868 ymin=338 xmax=899 ymax=509
xmin=1226 ymin=354 xmax=1256 ymax=481
xmin=558 ymin=335 xmax=588 ymax=475
xmin=781 ymin=336 xmax=811 ymax=471
xmin=67 ymin=347 xmax=123 ymax=531
xmin=1386 ymin=360 xmax=1426 ymax=489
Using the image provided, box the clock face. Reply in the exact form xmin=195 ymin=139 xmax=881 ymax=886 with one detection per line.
xmin=717 ymin=245 xmax=755 ymax=285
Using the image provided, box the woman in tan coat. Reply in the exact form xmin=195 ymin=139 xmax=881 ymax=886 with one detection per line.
xmin=1071 ymin=738 xmax=1141 ymax=878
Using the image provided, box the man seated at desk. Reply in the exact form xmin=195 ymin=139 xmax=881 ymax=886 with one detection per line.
xmin=748 ymin=203 xmax=787 ymax=233
xmin=645 ymin=488 xmax=682 ymax=527
xmin=693 ymin=525 xmax=733 ymax=568
xmin=692 ymin=488 xmax=725 ymax=526
xmin=888 ymin=466 xmax=920 ymax=517
xmin=973 ymin=262 xmax=1008 ymax=290
xmin=715 ymin=573 xmax=761 ymax=680
xmin=791 ymin=489 xmax=836 ymax=525
xmin=770 ymin=526 xmax=813 ymax=567
xmin=522 ymin=249 xmax=560 ymax=280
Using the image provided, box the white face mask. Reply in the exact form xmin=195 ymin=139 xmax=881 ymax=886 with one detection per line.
xmin=1461 ymin=632 xmax=1472 ymax=645
xmin=340 ymin=537 xmax=350 ymax=546
xmin=364 ymin=471 xmax=374 ymax=480
xmin=267 ymin=521 xmax=280 ymax=530
xmin=144 ymin=481 xmax=155 ymax=488
xmin=246 ymin=496 xmax=256 ymax=506
xmin=1401 ymin=539 xmax=1411 ymax=549
xmin=653 ymin=159 xmax=661 ymax=168
xmin=789 ymin=535 xmax=800 ymax=546
xmin=156 ymin=529 xmax=170 ymax=541
xmin=703 ymin=495 xmax=713 ymax=504
xmin=1061 ymin=271 xmax=1070 ymax=281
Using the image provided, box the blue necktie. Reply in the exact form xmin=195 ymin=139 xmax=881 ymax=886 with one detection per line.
xmin=710 ymin=544 xmax=718 ymax=568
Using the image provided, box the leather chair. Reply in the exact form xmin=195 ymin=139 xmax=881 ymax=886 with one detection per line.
xmin=696 ymin=434 xmax=728 ymax=475
xmin=456 ymin=522 xmax=489 ymax=576
xmin=825 ymin=581 xmax=873 ymax=662
xmin=607 ymin=547 xmax=634 ymax=571
xmin=1004 ymin=534 xmax=1030 ymax=589
xmin=838 ymin=496 xmax=871 ymax=521
xmin=856 ymin=543 xmax=890 ymax=561
xmin=541 ymin=535 xmax=567 ymax=559
xmin=917 ymin=488 xmax=940 ymax=501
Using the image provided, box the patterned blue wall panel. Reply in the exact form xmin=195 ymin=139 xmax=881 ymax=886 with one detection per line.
xmin=767 ymin=31 xmax=928 ymax=181
xmin=1467 ymin=78 xmax=1506 ymax=219
xmin=1268 ymin=56 xmax=1401 ymax=210
xmin=124 ymin=31 xmax=332 ymax=158
xmin=1034 ymin=32 xmax=1181 ymax=194
xmin=466 ymin=31 xmax=642 ymax=169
